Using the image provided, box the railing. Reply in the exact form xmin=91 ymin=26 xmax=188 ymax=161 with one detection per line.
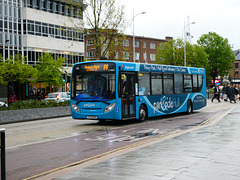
xmin=0 ymin=128 xmax=6 ymax=180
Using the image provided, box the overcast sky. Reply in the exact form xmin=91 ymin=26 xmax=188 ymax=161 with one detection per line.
xmin=121 ymin=0 xmax=240 ymax=50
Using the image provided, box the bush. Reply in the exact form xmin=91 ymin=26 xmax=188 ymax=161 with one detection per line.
xmin=0 ymin=100 xmax=70 ymax=111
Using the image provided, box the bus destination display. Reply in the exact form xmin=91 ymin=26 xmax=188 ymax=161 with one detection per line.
xmin=75 ymin=63 xmax=115 ymax=72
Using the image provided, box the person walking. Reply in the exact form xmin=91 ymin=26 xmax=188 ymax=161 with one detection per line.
xmin=221 ymin=84 xmax=226 ymax=99
xmin=211 ymin=84 xmax=221 ymax=102
xmin=233 ymin=84 xmax=239 ymax=102
xmin=226 ymin=84 xmax=236 ymax=103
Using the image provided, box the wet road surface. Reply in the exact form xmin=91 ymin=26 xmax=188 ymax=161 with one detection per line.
xmin=5 ymin=107 xmax=227 ymax=179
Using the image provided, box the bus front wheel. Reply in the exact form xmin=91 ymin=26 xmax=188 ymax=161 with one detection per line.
xmin=186 ymin=100 xmax=192 ymax=114
xmin=139 ymin=105 xmax=147 ymax=122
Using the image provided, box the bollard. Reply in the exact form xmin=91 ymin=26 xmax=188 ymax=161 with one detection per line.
xmin=0 ymin=128 xmax=6 ymax=180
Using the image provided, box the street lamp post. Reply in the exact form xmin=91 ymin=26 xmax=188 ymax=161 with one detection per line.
xmin=184 ymin=21 xmax=195 ymax=66
xmin=133 ymin=11 xmax=146 ymax=63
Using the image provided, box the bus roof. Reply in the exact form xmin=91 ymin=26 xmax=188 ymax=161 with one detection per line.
xmin=74 ymin=60 xmax=205 ymax=74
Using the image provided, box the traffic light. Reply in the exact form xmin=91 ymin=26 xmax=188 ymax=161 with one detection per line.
xmin=62 ymin=73 xmax=67 ymax=82
xmin=211 ymin=67 xmax=217 ymax=77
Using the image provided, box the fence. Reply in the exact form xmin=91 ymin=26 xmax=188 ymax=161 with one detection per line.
xmin=0 ymin=128 xmax=6 ymax=180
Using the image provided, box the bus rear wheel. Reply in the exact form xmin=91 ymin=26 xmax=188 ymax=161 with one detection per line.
xmin=139 ymin=105 xmax=147 ymax=122
xmin=186 ymin=100 xmax=192 ymax=114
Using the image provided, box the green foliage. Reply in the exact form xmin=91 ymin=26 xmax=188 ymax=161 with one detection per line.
xmin=0 ymin=100 xmax=70 ymax=111
xmin=156 ymin=39 xmax=208 ymax=68
xmin=35 ymin=53 xmax=65 ymax=87
xmin=70 ymin=0 xmax=127 ymax=60
xmin=197 ymin=32 xmax=235 ymax=77
xmin=0 ymin=54 xmax=37 ymax=86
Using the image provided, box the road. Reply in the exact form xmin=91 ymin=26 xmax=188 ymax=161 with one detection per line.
xmin=1 ymin=99 xmax=238 ymax=179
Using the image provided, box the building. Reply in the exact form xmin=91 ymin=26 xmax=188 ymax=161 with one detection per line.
xmin=85 ymin=34 xmax=172 ymax=63
xmin=231 ymin=49 xmax=240 ymax=84
xmin=0 ymin=0 xmax=85 ymax=101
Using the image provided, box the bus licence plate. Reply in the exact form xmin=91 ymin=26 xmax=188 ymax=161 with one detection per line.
xmin=87 ymin=116 xmax=97 ymax=119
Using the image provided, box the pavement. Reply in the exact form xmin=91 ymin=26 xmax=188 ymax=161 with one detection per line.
xmin=38 ymin=99 xmax=240 ymax=180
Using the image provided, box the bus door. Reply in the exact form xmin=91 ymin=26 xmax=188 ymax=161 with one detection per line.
xmin=120 ymin=72 xmax=136 ymax=119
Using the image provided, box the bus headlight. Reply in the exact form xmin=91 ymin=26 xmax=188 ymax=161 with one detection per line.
xmin=71 ymin=103 xmax=80 ymax=112
xmin=104 ymin=103 xmax=116 ymax=113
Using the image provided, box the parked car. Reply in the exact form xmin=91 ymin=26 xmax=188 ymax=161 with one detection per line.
xmin=0 ymin=101 xmax=8 ymax=107
xmin=44 ymin=92 xmax=70 ymax=102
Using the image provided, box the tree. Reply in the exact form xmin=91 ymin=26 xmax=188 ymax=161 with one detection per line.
xmin=69 ymin=0 xmax=127 ymax=60
xmin=197 ymin=32 xmax=235 ymax=77
xmin=0 ymin=54 xmax=37 ymax=86
xmin=156 ymin=38 xmax=208 ymax=68
xmin=35 ymin=53 xmax=65 ymax=87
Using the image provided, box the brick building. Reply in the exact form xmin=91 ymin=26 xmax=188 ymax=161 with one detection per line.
xmin=85 ymin=34 xmax=173 ymax=63
xmin=231 ymin=49 xmax=240 ymax=84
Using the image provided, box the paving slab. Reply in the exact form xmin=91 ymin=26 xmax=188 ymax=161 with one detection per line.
xmin=52 ymin=104 xmax=240 ymax=180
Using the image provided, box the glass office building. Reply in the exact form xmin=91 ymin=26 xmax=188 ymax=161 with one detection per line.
xmin=0 ymin=0 xmax=85 ymax=101
xmin=0 ymin=0 xmax=84 ymax=65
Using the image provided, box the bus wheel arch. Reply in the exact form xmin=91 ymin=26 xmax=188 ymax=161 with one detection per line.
xmin=186 ymin=100 xmax=193 ymax=114
xmin=139 ymin=104 xmax=148 ymax=121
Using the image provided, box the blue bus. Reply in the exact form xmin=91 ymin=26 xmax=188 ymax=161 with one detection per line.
xmin=70 ymin=61 xmax=206 ymax=122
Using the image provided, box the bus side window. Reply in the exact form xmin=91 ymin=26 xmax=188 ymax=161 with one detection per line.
xmin=151 ymin=73 xmax=162 ymax=95
xmin=198 ymin=75 xmax=203 ymax=92
xmin=163 ymin=74 xmax=173 ymax=94
xmin=138 ymin=73 xmax=150 ymax=95
xmin=174 ymin=74 xmax=183 ymax=94
xmin=184 ymin=74 xmax=192 ymax=93
xmin=192 ymin=74 xmax=198 ymax=92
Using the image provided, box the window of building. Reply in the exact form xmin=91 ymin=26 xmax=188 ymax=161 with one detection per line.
xmin=234 ymin=71 xmax=239 ymax=78
xmin=9 ymin=5 xmax=13 ymax=17
xmin=150 ymin=54 xmax=155 ymax=61
xmin=151 ymin=73 xmax=162 ymax=95
xmin=135 ymin=52 xmax=140 ymax=61
xmin=47 ymin=0 xmax=52 ymax=13
xmin=235 ymin=63 xmax=239 ymax=68
xmin=0 ymin=33 xmax=3 ymax=44
xmin=139 ymin=73 xmax=150 ymax=95
xmin=150 ymin=42 xmax=156 ymax=49
xmin=27 ymin=20 xmax=34 ymax=35
xmin=143 ymin=41 xmax=146 ymax=48
xmin=123 ymin=52 xmax=129 ymax=59
xmin=40 ymin=0 xmax=46 ymax=11
xmin=35 ymin=22 xmax=41 ymax=35
xmin=87 ymin=51 xmax=95 ymax=59
xmin=123 ymin=39 xmax=129 ymax=47
xmin=0 ymin=20 xmax=2 ymax=32
xmin=0 ymin=4 xmax=2 ymax=16
xmin=42 ymin=23 xmax=48 ymax=37
xmin=135 ymin=40 xmax=139 ymax=47
xmin=163 ymin=74 xmax=174 ymax=94
xmin=115 ymin=38 xmax=118 ymax=45
xmin=87 ymin=39 xmax=94 ymax=45
xmin=143 ymin=52 xmax=147 ymax=61
xmin=4 ymin=5 xmax=8 ymax=16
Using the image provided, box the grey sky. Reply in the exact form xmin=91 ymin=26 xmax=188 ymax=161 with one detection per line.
xmin=122 ymin=0 xmax=240 ymax=50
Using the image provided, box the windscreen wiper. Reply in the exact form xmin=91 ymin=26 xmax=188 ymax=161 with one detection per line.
xmin=76 ymin=98 xmax=110 ymax=105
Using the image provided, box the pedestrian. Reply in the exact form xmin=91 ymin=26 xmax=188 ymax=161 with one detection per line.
xmin=236 ymin=84 xmax=240 ymax=101
xmin=211 ymin=84 xmax=221 ymax=102
xmin=37 ymin=89 xmax=42 ymax=101
xmin=233 ymin=84 xmax=238 ymax=101
xmin=221 ymin=84 xmax=226 ymax=99
xmin=225 ymin=84 xmax=231 ymax=101
xmin=226 ymin=85 xmax=236 ymax=103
